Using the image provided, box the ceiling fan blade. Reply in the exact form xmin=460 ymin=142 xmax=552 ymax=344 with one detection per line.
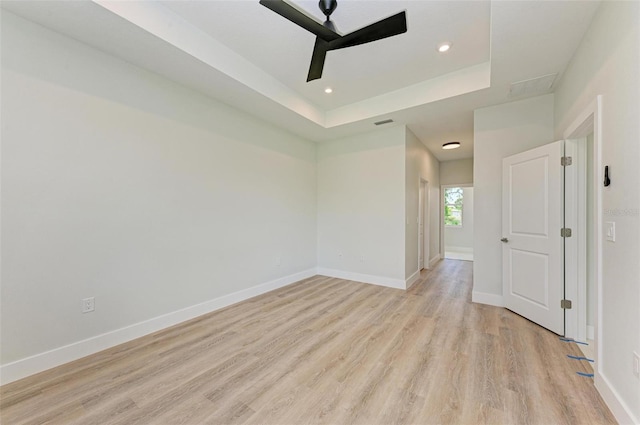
xmin=328 ymin=11 xmax=407 ymax=51
xmin=307 ymin=37 xmax=329 ymax=81
xmin=259 ymin=0 xmax=341 ymax=42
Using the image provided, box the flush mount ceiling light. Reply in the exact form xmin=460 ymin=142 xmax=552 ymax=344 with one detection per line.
xmin=442 ymin=141 xmax=461 ymax=150
xmin=437 ymin=42 xmax=451 ymax=53
xmin=324 ymin=87 xmax=333 ymax=94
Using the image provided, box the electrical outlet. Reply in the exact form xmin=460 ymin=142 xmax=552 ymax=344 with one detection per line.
xmin=633 ymin=352 xmax=640 ymax=379
xmin=82 ymin=297 xmax=95 ymax=313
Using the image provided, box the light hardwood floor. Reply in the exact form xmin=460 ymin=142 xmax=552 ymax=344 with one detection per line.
xmin=1 ymin=260 xmax=616 ymax=424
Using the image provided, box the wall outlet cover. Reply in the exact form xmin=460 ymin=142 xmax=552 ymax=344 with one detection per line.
xmin=82 ymin=297 xmax=95 ymax=313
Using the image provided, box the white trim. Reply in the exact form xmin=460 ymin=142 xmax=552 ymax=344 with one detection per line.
xmin=419 ymin=178 xmax=430 ymax=271
xmin=471 ymin=290 xmax=504 ymax=307
xmin=587 ymin=325 xmax=595 ymax=341
xmin=444 ymin=246 xmax=474 ymax=253
xmin=405 ymin=270 xmax=421 ymax=289
xmin=593 ymin=96 xmax=603 ymax=378
xmin=595 ymin=372 xmax=639 ymax=425
xmin=563 ymin=97 xmax=603 ymax=373
xmin=563 ymin=100 xmax=596 ymax=343
xmin=0 ymin=268 xmax=317 ymax=385
xmin=564 ymin=138 xmax=587 ymax=341
xmin=317 ymin=267 xmax=406 ymax=290
xmin=575 ymin=138 xmax=588 ymax=342
xmin=428 ymin=254 xmax=442 ymax=269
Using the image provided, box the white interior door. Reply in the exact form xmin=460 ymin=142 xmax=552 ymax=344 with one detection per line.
xmin=502 ymin=141 xmax=565 ymax=335
xmin=418 ymin=182 xmax=425 ymax=270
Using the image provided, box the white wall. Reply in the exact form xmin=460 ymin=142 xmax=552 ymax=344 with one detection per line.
xmin=472 ymin=94 xmax=555 ymax=301
xmin=317 ymin=126 xmax=406 ymax=285
xmin=445 ymin=187 xmax=474 ymax=251
xmin=1 ymin=13 xmax=317 ymax=369
xmin=440 ymin=158 xmax=473 ymax=185
xmin=405 ymin=129 xmax=440 ymax=278
xmin=554 ymin=2 xmax=640 ymax=422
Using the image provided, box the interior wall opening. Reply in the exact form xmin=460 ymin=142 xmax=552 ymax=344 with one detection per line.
xmin=419 ymin=179 xmax=430 ymax=270
xmin=443 ymin=185 xmax=474 ymax=261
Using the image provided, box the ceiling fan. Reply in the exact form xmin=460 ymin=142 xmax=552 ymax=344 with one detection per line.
xmin=259 ymin=0 xmax=407 ymax=82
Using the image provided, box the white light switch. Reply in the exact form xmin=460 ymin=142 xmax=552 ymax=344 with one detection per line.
xmin=605 ymin=221 xmax=615 ymax=242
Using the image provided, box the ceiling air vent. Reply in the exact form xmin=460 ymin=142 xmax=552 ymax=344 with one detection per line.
xmin=508 ymin=73 xmax=557 ymax=98
xmin=374 ymin=119 xmax=394 ymax=126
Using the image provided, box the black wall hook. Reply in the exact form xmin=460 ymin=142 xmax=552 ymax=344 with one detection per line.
xmin=604 ymin=165 xmax=611 ymax=187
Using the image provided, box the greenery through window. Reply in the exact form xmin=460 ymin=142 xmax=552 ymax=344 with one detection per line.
xmin=444 ymin=187 xmax=463 ymax=227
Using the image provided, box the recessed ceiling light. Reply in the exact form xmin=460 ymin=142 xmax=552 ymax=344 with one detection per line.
xmin=442 ymin=142 xmax=461 ymax=150
xmin=324 ymin=87 xmax=333 ymax=94
xmin=437 ymin=42 xmax=451 ymax=53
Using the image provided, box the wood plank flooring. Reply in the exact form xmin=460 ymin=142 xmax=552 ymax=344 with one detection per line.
xmin=1 ymin=260 xmax=616 ymax=424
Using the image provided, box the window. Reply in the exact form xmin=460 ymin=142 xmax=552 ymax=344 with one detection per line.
xmin=444 ymin=187 xmax=463 ymax=227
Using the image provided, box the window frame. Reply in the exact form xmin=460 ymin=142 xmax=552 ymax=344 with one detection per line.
xmin=444 ymin=187 xmax=464 ymax=228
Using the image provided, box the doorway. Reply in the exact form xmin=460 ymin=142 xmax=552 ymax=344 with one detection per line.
xmin=443 ymin=185 xmax=474 ymax=261
xmin=564 ymin=97 xmax=602 ymax=353
xmin=566 ymin=132 xmax=596 ymax=359
xmin=419 ymin=179 xmax=430 ymax=270
xmin=500 ymin=96 xmax=602 ymax=350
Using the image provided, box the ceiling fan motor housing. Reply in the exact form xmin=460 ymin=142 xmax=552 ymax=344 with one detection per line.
xmin=319 ymin=0 xmax=337 ymax=18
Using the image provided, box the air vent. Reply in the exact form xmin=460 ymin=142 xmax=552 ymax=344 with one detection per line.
xmin=374 ymin=119 xmax=394 ymax=126
xmin=508 ymin=73 xmax=557 ymax=98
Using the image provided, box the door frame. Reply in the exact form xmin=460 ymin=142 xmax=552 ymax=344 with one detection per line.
xmin=564 ymin=138 xmax=587 ymax=341
xmin=419 ymin=178 xmax=430 ymax=269
xmin=440 ymin=183 xmax=473 ymax=259
xmin=563 ymin=96 xmax=603 ymax=369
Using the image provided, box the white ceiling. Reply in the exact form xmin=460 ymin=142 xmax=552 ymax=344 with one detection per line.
xmin=159 ymin=0 xmax=491 ymax=110
xmin=2 ymin=0 xmax=600 ymax=161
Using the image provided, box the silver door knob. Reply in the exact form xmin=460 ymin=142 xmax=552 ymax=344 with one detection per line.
xmin=501 ymin=237 xmax=509 ymax=243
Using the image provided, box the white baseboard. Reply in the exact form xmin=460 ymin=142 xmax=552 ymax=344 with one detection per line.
xmin=0 ymin=268 xmax=317 ymax=385
xmin=471 ymin=290 xmax=504 ymax=307
xmin=445 ymin=246 xmax=474 ymax=253
xmin=317 ymin=267 xmax=405 ymax=290
xmin=428 ymin=254 xmax=442 ymax=269
xmin=587 ymin=325 xmax=595 ymax=340
xmin=596 ymin=371 xmax=639 ymax=425
xmin=405 ymin=270 xmax=421 ymax=289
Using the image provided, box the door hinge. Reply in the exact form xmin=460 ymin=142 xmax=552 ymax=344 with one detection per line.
xmin=561 ymin=299 xmax=573 ymax=309
xmin=561 ymin=156 xmax=573 ymax=166
xmin=561 ymin=228 xmax=572 ymax=238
